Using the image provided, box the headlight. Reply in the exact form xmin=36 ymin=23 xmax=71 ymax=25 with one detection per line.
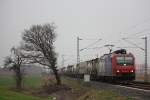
xmin=117 ymin=70 xmax=120 ymax=72
xmin=131 ymin=70 xmax=134 ymax=72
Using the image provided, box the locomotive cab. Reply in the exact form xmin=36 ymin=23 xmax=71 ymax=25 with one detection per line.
xmin=112 ymin=49 xmax=135 ymax=80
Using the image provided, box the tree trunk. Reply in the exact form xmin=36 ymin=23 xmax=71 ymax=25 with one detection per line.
xmin=16 ymin=76 xmax=22 ymax=89
xmin=52 ymin=67 xmax=61 ymax=85
xmin=15 ymin=67 xmax=22 ymax=89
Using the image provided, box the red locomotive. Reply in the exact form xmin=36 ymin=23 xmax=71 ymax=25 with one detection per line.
xmin=65 ymin=49 xmax=135 ymax=81
xmin=111 ymin=49 xmax=135 ymax=80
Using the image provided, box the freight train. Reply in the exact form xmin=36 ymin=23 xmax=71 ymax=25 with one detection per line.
xmin=62 ymin=49 xmax=135 ymax=81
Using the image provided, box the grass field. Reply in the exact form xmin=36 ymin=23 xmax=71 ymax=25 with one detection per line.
xmin=0 ymin=75 xmax=52 ymax=100
xmin=0 ymin=75 xmax=138 ymax=100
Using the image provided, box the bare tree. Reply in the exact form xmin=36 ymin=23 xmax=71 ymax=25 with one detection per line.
xmin=4 ymin=47 xmax=25 ymax=89
xmin=21 ymin=23 xmax=61 ymax=85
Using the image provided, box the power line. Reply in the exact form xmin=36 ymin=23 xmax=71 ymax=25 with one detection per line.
xmin=78 ymin=45 xmax=105 ymax=51
xmin=80 ymin=38 xmax=102 ymax=40
xmin=122 ymin=38 xmax=144 ymax=51
xmin=125 ymin=28 xmax=150 ymax=38
xmin=80 ymin=39 xmax=102 ymax=51
xmin=121 ymin=17 xmax=150 ymax=34
xmin=88 ymin=45 xmax=105 ymax=50
xmin=116 ymin=46 xmax=142 ymax=49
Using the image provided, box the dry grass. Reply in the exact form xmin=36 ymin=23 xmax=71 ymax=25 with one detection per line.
xmin=136 ymin=73 xmax=150 ymax=81
xmin=62 ymin=77 xmax=137 ymax=100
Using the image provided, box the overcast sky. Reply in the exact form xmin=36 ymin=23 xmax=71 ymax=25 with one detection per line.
xmin=0 ymin=0 xmax=150 ymax=67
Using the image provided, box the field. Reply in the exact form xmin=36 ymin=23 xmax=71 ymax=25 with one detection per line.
xmin=0 ymin=75 xmax=52 ymax=100
xmin=61 ymin=77 xmax=137 ymax=100
xmin=0 ymin=75 xmax=138 ymax=100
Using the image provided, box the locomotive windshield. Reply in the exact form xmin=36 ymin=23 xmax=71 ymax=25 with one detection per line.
xmin=116 ymin=56 xmax=134 ymax=65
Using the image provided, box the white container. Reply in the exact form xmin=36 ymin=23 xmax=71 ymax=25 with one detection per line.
xmin=84 ymin=74 xmax=90 ymax=82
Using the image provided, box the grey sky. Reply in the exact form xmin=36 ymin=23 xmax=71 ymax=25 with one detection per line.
xmin=0 ymin=0 xmax=150 ymax=67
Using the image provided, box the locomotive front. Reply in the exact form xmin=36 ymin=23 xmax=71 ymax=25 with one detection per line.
xmin=112 ymin=49 xmax=135 ymax=80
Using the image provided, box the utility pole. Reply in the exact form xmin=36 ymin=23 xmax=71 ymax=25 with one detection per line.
xmin=61 ymin=55 xmax=64 ymax=68
xmin=77 ymin=37 xmax=83 ymax=66
xmin=144 ymin=36 xmax=148 ymax=82
xmin=77 ymin=37 xmax=80 ymax=66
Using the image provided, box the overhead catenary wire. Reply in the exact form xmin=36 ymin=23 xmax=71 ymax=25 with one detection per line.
xmin=116 ymin=30 xmax=150 ymax=52
xmin=79 ymin=45 xmax=105 ymax=51
xmin=124 ymin=28 xmax=150 ymax=38
xmin=80 ymin=38 xmax=101 ymax=40
xmin=89 ymin=45 xmax=105 ymax=50
xmin=118 ymin=17 xmax=150 ymax=44
xmin=61 ymin=54 xmax=77 ymax=66
xmin=122 ymin=38 xmax=144 ymax=51
xmin=121 ymin=17 xmax=150 ymax=34
xmin=80 ymin=39 xmax=102 ymax=51
xmin=116 ymin=46 xmax=143 ymax=49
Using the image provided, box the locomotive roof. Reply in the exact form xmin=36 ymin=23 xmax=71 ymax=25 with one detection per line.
xmin=100 ymin=49 xmax=133 ymax=58
xmin=113 ymin=49 xmax=127 ymax=54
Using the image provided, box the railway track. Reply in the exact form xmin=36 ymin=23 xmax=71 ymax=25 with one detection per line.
xmin=66 ymin=75 xmax=150 ymax=91
xmin=118 ymin=81 xmax=150 ymax=90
